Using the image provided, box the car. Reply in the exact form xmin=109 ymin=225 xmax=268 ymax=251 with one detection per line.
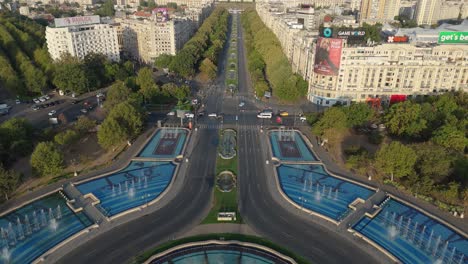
xmin=44 ymin=103 xmax=50 ymax=107
xmin=257 ymin=112 xmax=272 ymax=119
xmin=279 ymin=111 xmax=289 ymax=117
xmin=167 ymin=111 xmax=175 ymax=116
xmin=44 ymin=95 xmax=50 ymax=100
xmin=208 ymin=113 xmax=217 ymax=118
xmin=48 ymin=110 xmax=56 ymax=116
xmin=49 ymin=101 xmax=56 ymax=106
xmin=238 ymin=101 xmax=245 ymax=107
xmin=71 ymin=100 xmax=78 ymax=104
xmin=299 ymin=116 xmax=307 ymax=122
xmin=198 ymin=111 xmax=205 ymax=117
xmin=80 ymin=108 xmax=88 ymax=114
xmin=39 ymin=97 xmax=46 ymax=102
xmin=32 ymin=105 xmax=39 ymax=111
xmin=185 ymin=112 xmax=194 ymax=118
xmin=15 ymin=99 xmax=21 ymax=104
xmin=33 ymin=98 xmax=40 ymax=104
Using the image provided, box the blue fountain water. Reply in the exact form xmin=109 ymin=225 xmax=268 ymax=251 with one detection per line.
xmin=353 ymin=199 xmax=468 ymax=264
xmin=77 ymin=161 xmax=176 ymax=217
xmin=269 ymin=130 xmax=317 ymax=161
xmin=0 ymin=193 xmax=92 ymax=264
xmin=138 ymin=129 xmax=188 ymax=159
xmin=276 ymin=164 xmax=374 ymax=221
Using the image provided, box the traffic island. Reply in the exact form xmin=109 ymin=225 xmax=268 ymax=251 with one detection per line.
xmin=202 ymin=129 xmax=241 ymax=224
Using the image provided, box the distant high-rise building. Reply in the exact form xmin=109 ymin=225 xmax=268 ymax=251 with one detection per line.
xmin=360 ymin=0 xmax=401 ymax=21
xmin=414 ymin=0 xmax=440 ymax=25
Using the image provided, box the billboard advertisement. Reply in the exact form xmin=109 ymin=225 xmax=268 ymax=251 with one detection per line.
xmin=387 ymin=35 xmax=409 ymax=43
xmin=55 ymin=16 xmax=100 ymax=28
xmin=314 ymin=37 xmax=342 ymax=76
xmin=438 ymin=32 xmax=468 ymax=44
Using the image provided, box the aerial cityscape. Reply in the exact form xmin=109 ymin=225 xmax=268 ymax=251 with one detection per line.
xmin=0 ymin=0 xmax=466 ymax=263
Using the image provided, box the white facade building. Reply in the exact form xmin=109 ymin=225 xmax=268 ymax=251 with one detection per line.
xmin=45 ymin=16 xmax=120 ymax=62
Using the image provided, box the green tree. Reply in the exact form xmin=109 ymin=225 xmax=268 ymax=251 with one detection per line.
xmin=412 ymin=143 xmax=453 ymax=183
xmin=154 ymin=54 xmax=173 ymax=69
xmin=312 ymin=107 xmax=348 ymax=136
xmin=108 ymin=101 xmax=144 ymax=136
xmin=375 ymin=141 xmax=417 ymax=181
xmin=84 ymin=53 xmax=107 ymax=89
xmin=174 ymin=84 xmax=190 ymax=103
xmin=384 ymin=101 xmax=427 ymax=137
xmin=54 ymin=130 xmax=79 ymax=146
xmin=0 ymin=166 xmax=20 ymax=200
xmin=199 ymin=58 xmax=217 ymax=79
xmin=105 ymin=81 xmax=132 ymax=109
xmin=30 ymin=142 xmax=64 ymax=177
xmin=136 ymin=67 xmax=158 ymax=103
xmin=95 ymin=0 xmax=115 ymax=16
xmin=98 ymin=117 xmax=128 ymax=150
xmin=346 ymin=103 xmax=373 ymax=127
xmin=431 ymin=125 xmax=467 ymax=152
xmin=53 ymin=56 xmax=88 ymax=94
xmin=74 ymin=116 xmax=96 ymax=134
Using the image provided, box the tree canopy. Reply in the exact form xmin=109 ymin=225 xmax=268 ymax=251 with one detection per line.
xmin=30 ymin=142 xmax=64 ymax=177
xmin=375 ymin=141 xmax=417 ymax=180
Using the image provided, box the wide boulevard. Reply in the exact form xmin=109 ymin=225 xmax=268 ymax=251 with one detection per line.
xmin=58 ymin=12 xmax=380 ymax=264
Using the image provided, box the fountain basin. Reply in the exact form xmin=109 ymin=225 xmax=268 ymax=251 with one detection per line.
xmin=138 ymin=128 xmax=188 ymax=159
xmin=352 ymin=198 xmax=468 ymax=264
xmin=269 ymin=130 xmax=317 ymax=161
xmin=0 ymin=192 xmax=92 ymax=264
xmin=76 ymin=161 xmax=176 ymax=217
xmin=276 ymin=164 xmax=374 ymax=221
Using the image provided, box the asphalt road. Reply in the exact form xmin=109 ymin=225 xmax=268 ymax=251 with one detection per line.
xmin=58 ymin=13 xmax=381 ymax=264
xmin=233 ymin=13 xmax=379 ymax=264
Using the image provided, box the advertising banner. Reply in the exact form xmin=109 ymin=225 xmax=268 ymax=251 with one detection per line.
xmin=314 ymin=37 xmax=342 ymax=76
xmin=54 ymin=16 xmax=100 ymax=28
xmin=438 ymin=32 xmax=468 ymax=44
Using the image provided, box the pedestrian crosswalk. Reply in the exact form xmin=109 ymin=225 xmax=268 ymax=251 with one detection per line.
xmin=197 ymin=123 xmax=262 ymax=130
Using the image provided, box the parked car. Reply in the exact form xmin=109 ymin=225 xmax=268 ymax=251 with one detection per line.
xmin=279 ymin=110 xmax=289 ymax=117
xmin=208 ymin=113 xmax=217 ymax=118
xmin=15 ymin=99 xmax=20 ymax=104
xmin=198 ymin=111 xmax=205 ymax=117
xmin=71 ymin=100 xmax=78 ymax=104
xmin=32 ymin=105 xmax=40 ymax=111
xmin=185 ymin=112 xmax=194 ymax=118
xmin=257 ymin=112 xmax=272 ymax=119
xmin=167 ymin=111 xmax=175 ymax=116
xmin=80 ymin=108 xmax=88 ymax=114
xmin=48 ymin=110 xmax=56 ymax=116
xmin=39 ymin=97 xmax=46 ymax=102
xmin=33 ymin=98 xmax=40 ymax=104
xmin=44 ymin=95 xmax=50 ymax=100
xmin=299 ymin=116 xmax=307 ymax=122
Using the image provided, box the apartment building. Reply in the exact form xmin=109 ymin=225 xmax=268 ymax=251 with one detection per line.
xmin=45 ymin=16 xmax=120 ymax=62
xmin=154 ymin=0 xmax=212 ymax=7
xmin=117 ymin=16 xmax=193 ymax=63
xmin=360 ymin=0 xmax=401 ymax=23
xmin=309 ymin=41 xmax=468 ymax=106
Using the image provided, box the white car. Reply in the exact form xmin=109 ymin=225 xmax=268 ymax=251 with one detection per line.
xmin=48 ymin=110 xmax=56 ymax=116
xmin=33 ymin=98 xmax=40 ymax=104
xmin=39 ymin=97 xmax=46 ymax=102
xmin=15 ymin=99 xmax=21 ymax=104
xmin=44 ymin=95 xmax=50 ymax=100
xmin=238 ymin=101 xmax=245 ymax=107
xmin=299 ymin=116 xmax=307 ymax=122
xmin=208 ymin=113 xmax=217 ymax=118
xmin=185 ymin=112 xmax=194 ymax=118
xmin=167 ymin=111 xmax=175 ymax=116
xmin=80 ymin=108 xmax=88 ymax=114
